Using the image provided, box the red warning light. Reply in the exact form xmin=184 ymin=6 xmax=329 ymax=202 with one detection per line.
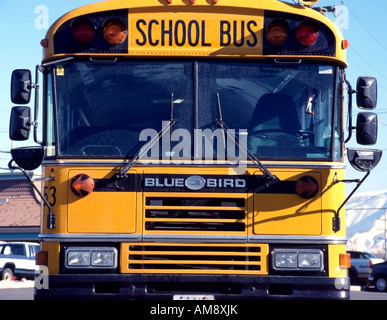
xmin=72 ymin=18 xmax=96 ymax=45
xmin=295 ymin=21 xmax=320 ymax=46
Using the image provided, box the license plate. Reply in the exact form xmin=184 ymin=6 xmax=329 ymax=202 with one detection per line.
xmin=173 ymin=295 xmax=215 ymax=300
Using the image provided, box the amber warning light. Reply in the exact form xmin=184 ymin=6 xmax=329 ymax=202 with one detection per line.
xmin=265 ymin=19 xmax=289 ymax=46
xmin=103 ymin=19 xmax=127 ymax=45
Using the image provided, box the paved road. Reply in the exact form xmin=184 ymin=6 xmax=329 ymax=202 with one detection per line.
xmin=0 ymin=288 xmax=34 ymax=300
xmin=350 ymin=289 xmax=387 ymax=300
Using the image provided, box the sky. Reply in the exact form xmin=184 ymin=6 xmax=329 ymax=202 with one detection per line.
xmin=0 ymin=0 xmax=387 ymax=195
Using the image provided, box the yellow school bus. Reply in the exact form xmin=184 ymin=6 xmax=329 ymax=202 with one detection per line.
xmin=8 ymin=0 xmax=381 ymax=299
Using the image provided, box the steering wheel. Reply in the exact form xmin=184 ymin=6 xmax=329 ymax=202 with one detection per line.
xmin=250 ymin=129 xmax=313 ymax=145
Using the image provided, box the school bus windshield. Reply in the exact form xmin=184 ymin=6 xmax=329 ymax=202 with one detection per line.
xmin=47 ymin=59 xmax=343 ymax=161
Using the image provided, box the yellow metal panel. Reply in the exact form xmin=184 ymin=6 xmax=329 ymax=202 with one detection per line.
xmin=328 ymin=244 xmax=348 ymax=278
xmin=42 ymin=0 xmax=346 ymax=65
xmin=253 ymin=170 xmax=322 ymax=235
xmin=128 ymin=10 xmax=263 ymax=56
xmin=67 ymin=169 xmax=136 ymax=233
xmin=321 ymin=169 xmax=346 ymax=237
xmin=41 ymin=242 xmax=60 ymax=274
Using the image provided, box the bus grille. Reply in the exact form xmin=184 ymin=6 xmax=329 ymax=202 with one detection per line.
xmin=144 ymin=196 xmax=246 ymax=233
xmin=121 ymin=243 xmax=268 ymax=275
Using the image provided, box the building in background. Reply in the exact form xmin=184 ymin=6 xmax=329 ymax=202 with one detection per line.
xmin=0 ymin=172 xmax=40 ymax=241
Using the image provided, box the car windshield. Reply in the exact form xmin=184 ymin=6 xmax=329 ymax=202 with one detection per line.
xmin=46 ymin=59 xmax=343 ymax=161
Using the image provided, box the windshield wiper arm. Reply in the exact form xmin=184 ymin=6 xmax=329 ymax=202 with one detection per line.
xmin=116 ymin=92 xmax=177 ymax=179
xmin=215 ymin=93 xmax=279 ymax=187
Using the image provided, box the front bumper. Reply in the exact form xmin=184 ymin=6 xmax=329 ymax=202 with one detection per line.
xmin=366 ymin=275 xmax=374 ymax=288
xmin=34 ymin=274 xmax=349 ymax=300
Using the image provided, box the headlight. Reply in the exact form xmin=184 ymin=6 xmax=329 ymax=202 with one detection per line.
xmin=65 ymin=247 xmax=117 ymax=269
xmin=272 ymin=249 xmax=323 ymax=271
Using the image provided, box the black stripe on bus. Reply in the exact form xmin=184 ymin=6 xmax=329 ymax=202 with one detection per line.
xmin=93 ymin=174 xmax=297 ymax=194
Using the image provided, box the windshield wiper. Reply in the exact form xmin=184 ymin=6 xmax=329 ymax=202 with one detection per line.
xmin=215 ymin=93 xmax=279 ymax=187
xmin=116 ymin=92 xmax=177 ymax=179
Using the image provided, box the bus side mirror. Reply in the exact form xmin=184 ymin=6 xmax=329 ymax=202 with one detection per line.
xmin=11 ymin=69 xmax=32 ymax=104
xmin=9 ymin=146 xmax=45 ymax=171
xmin=347 ymin=148 xmax=382 ymax=172
xmin=356 ymin=112 xmax=378 ymax=145
xmin=356 ymin=76 xmax=377 ymax=109
xmin=9 ymin=106 xmax=31 ymax=141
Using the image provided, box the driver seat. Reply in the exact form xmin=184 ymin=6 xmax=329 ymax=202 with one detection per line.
xmin=249 ymin=93 xmax=301 ymax=133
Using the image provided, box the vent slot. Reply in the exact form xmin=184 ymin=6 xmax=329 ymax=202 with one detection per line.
xmin=144 ymin=196 xmax=247 ymax=233
xmin=146 ymin=197 xmax=245 ymax=207
xmin=145 ymin=221 xmax=245 ymax=231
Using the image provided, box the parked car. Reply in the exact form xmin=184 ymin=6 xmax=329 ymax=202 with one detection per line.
xmin=348 ymin=251 xmax=384 ymax=285
xmin=0 ymin=242 xmax=40 ymax=281
xmin=367 ymin=261 xmax=387 ymax=292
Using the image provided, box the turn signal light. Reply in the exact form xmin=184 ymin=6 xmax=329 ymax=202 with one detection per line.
xmin=295 ymin=176 xmax=319 ymax=199
xmin=265 ymin=19 xmax=289 ymax=46
xmin=72 ymin=18 xmax=96 ymax=45
xmin=295 ymin=21 xmax=320 ymax=46
xmin=36 ymin=251 xmax=48 ymax=266
xmin=103 ymin=19 xmax=127 ymax=45
xmin=339 ymin=253 xmax=351 ymax=269
xmin=71 ymin=173 xmax=95 ymax=197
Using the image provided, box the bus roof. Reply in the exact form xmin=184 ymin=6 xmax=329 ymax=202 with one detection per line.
xmin=41 ymin=0 xmax=346 ymax=66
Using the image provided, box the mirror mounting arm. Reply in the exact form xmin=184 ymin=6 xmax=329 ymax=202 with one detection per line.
xmin=344 ymin=77 xmax=356 ymax=143
xmin=33 ymin=65 xmax=42 ymax=145
xmin=8 ymin=160 xmax=55 ymax=229
xmin=332 ymin=148 xmax=382 ymax=232
xmin=333 ymin=170 xmax=370 ymax=232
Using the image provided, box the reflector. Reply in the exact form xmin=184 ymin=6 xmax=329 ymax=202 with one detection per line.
xmin=295 ymin=21 xmax=319 ymax=46
xmin=342 ymin=39 xmax=350 ymax=49
xmin=72 ymin=19 xmax=96 ymax=44
xmin=40 ymin=39 xmax=49 ymax=48
xmin=103 ymin=20 xmax=127 ymax=45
